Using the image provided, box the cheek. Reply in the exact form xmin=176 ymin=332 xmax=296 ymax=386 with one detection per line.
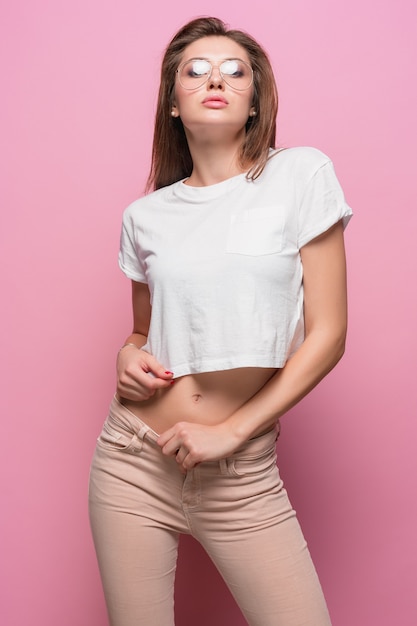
xmin=172 ymin=85 xmax=193 ymax=112
xmin=242 ymin=92 xmax=255 ymax=115
xmin=172 ymin=83 xmax=179 ymax=107
xmin=248 ymin=85 xmax=255 ymax=106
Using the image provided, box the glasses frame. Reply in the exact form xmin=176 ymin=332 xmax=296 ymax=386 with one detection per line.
xmin=176 ymin=58 xmax=254 ymax=91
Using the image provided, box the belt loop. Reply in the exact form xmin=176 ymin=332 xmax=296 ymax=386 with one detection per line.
xmin=141 ymin=425 xmax=159 ymax=445
xmin=137 ymin=424 xmax=149 ymax=441
xmin=219 ymin=459 xmax=228 ymax=475
xmin=275 ymin=420 xmax=281 ymax=440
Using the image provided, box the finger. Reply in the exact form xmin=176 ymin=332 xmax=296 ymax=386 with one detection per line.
xmin=151 ymin=367 xmax=174 ymax=381
xmin=161 ymin=439 xmax=182 ymax=456
xmin=176 ymin=457 xmax=187 ymax=475
xmin=122 ymin=372 xmax=172 ymax=396
xmin=182 ymin=452 xmax=199 ymax=471
xmin=143 ymin=354 xmax=174 ymax=381
xmin=117 ymin=374 xmax=156 ymax=399
xmin=157 ymin=427 xmax=177 ymax=451
xmin=174 ymin=447 xmax=197 ymax=474
xmin=175 ymin=447 xmax=188 ymax=465
xmin=118 ymin=369 xmax=153 ymax=393
xmin=149 ymin=376 xmax=176 ymax=390
xmin=121 ymin=350 xmax=173 ymax=381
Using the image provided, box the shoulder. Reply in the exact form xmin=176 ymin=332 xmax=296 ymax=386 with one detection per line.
xmin=122 ymin=183 xmax=176 ymax=221
xmin=266 ymin=146 xmax=332 ymax=177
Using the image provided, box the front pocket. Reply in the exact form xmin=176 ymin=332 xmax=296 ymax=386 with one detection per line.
xmin=226 ymin=206 xmax=284 ymax=256
xmin=230 ymin=446 xmax=277 ymax=477
xmin=96 ymin=416 xmax=143 ymax=453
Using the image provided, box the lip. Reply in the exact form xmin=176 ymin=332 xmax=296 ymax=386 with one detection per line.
xmin=202 ymin=95 xmax=228 ymax=108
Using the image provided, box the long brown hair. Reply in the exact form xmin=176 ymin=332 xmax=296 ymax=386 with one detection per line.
xmin=146 ymin=17 xmax=279 ymax=191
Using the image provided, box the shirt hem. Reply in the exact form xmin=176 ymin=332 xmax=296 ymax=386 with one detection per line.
xmin=118 ymin=260 xmax=147 ymax=283
xmin=298 ymin=208 xmax=353 ymax=249
xmin=168 ymin=356 xmax=288 ymax=379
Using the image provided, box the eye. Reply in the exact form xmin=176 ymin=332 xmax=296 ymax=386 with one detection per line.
xmin=187 ymin=59 xmax=211 ymax=77
xmin=221 ymin=60 xmax=243 ymax=77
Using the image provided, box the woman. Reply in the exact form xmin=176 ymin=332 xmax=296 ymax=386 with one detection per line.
xmin=89 ymin=16 xmax=352 ymax=626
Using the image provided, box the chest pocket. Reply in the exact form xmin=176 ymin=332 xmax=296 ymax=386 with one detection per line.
xmin=226 ymin=206 xmax=284 ymax=256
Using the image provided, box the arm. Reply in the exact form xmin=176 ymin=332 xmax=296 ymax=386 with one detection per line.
xmin=158 ymin=221 xmax=348 ymax=467
xmin=117 ymin=281 xmax=173 ymax=401
xmin=226 ymin=219 xmax=348 ymax=439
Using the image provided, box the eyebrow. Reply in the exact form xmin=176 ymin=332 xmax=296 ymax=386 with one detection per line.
xmin=182 ymin=56 xmax=247 ymax=64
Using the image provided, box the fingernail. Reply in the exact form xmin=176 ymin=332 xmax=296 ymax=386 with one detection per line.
xmin=165 ymin=371 xmax=173 ymax=375
xmin=170 ymin=380 xmax=176 ymax=385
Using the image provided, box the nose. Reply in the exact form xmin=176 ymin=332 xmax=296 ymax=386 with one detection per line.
xmin=207 ymin=66 xmax=224 ymax=90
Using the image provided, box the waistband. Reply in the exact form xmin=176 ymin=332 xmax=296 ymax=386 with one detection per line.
xmin=110 ymin=395 xmax=160 ymax=443
xmin=109 ymin=395 xmax=279 ymax=458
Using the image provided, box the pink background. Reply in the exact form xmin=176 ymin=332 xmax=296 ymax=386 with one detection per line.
xmin=1 ymin=1 xmax=416 ymax=624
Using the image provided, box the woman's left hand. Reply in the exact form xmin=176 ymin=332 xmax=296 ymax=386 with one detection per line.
xmin=157 ymin=421 xmax=242 ymax=473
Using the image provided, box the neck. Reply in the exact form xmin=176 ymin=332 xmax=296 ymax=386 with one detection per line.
xmin=184 ymin=129 xmax=248 ymax=187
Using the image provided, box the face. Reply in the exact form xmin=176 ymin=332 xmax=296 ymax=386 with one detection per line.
xmin=171 ymin=36 xmax=255 ymax=136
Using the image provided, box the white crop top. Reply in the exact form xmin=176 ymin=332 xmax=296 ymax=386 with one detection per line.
xmin=119 ymin=146 xmax=352 ymax=378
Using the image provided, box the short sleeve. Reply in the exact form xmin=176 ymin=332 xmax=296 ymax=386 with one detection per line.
xmin=297 ymin=159 xmax=353 ymax=249
xmin=118 ymin=207 xmax=147 ymax=283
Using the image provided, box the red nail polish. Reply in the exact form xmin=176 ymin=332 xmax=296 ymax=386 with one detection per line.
xmin=170 ymin=380 xmax=176 ymax=385
xmin=165 ymin=371 xmax=173 ymax=375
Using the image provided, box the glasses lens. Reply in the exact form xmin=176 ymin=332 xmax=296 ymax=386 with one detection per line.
xmin=178 ymin=59 xmax=253 ymax=90
xmin=179 ymin=59 xmax=211 ymax=89
xmin=220 ymin=60 xmax=253 ymax=90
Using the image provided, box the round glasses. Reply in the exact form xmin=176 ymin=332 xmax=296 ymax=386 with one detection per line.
xmin=177 ymin=58 xmax=253 ymax=91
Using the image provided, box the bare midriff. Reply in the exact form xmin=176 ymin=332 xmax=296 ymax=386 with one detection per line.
xmin=117 ymin=367 xmax=278 ymax=435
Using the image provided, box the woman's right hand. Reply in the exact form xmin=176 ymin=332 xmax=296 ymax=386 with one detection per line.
xmin=116 ymin=344 xmax=174 ymax=402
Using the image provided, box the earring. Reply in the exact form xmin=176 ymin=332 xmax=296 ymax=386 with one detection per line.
xmin=171 ymin=110 xmax=177 ymax=117
xmin=250 ymin=110 xmax=257 ymax=117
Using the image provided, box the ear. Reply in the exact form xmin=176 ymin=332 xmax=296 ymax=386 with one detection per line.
xmin=249 ymin=106 xmax=257 ymax=117
xmin=171 ymin=104 xmax=180 ymax=118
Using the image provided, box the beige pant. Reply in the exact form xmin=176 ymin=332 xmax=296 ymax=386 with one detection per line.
xmin=89 ymin=396 xmax=332 ymax=626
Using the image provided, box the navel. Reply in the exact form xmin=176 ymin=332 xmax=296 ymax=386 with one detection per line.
xmin=191 ymin=393 xmax=203 ymax=403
